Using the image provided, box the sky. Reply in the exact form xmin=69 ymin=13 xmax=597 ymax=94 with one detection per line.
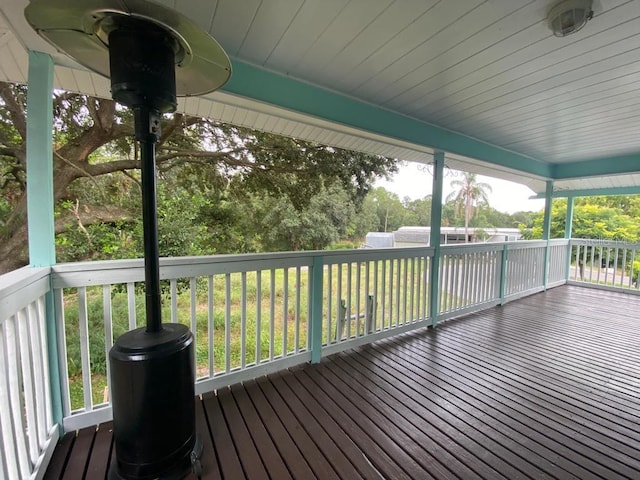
xmin=374 ymin=162 xmax=546 ymax=214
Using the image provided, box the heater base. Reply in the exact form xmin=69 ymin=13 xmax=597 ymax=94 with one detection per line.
xmin=109 ymin=324 xmax=198 ymax=480
xmin=107 ymin=433 xmax=203 ymax=480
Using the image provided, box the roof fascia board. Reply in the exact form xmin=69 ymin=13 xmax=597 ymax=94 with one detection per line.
xmin=532 ymin=185 xmax=640 ymax=199
xmin=552 ymin=153 xmax=640 ymax=179
xmin=222 ymin=60 xmax=551 ymax=178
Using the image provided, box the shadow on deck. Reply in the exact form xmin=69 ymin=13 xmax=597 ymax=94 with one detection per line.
xmin=45 ymin=286 xmax=640 ymax=479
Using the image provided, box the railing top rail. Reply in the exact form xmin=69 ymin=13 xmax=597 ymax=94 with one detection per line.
xmin=0 ymin=266 xmax=50 ymax=295
xmin=323 ymin=246 xmax=434 ymax=264
xmin=505 ymin=240 xmax=548 ymax=249
xmin=51 ymin=246 xmax=437 ymax=288
xmin=440 ymin=243 xmax=504 ymax=255
xmin=548 ymin=239 xmax=570 ymax=246
xmin=0 ymin=266 xmax=51 ymax=324
xmin=570 ymin=238 xmax=640 ymax=247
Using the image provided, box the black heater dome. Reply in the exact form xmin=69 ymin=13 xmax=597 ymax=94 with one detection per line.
xmin=24 ymin=0 xmax=231 ymax=97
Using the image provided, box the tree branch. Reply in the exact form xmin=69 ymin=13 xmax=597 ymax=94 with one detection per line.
xmin=55 ymin=204 xmax=134 ymax=235
xmin=0 ymin=82 xmax=26 ymax=140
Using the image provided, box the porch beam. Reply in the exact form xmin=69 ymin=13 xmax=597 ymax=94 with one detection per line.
xmin=542 ymin=181 xmax=553 ymax=289
xmin=26 ymin=51 xmax=63 ymax=431
xmin=532 ymin=185 xmax=640 ymax=199
xmin=223 ymin=60 xmax=551 ymax=179
xmin=429 ymin=152 xmax=444 ymax=327
xmin=552 ymin=153 xmax=640 ymax=179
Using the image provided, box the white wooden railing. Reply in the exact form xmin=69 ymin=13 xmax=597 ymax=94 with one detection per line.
xmin=50 ymin=247 xmax=437 ymax=430
xmin=569 ymin=238 xmax=640 ymax=292
xmin=321 ymin=248 xmax=432 ymax=355
xmin=51 ymin=252 xmax=318 ymax=431
xmin=2 ymin=239 xmax=574 ymax=462
xmin=439 ymin=243 xmax=501 ymax=320
xmin=503 ymin=240 xmax=548 ymax=300
xmin=548 ymin=239 xmax=570 ymax=286
xmin=0 ymin=267 xmax=59 ymax=480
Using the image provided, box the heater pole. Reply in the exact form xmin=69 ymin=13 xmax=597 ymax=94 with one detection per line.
xmin=135 ymin=106 xmax=163 ymax=333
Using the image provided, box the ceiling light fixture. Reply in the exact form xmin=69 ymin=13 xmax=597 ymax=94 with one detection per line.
xmin=547 ymin=0 xmax=594 ymax=37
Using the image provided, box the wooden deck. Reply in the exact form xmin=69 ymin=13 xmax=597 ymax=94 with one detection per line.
xmin=44 ymin=285 xmax=640 ymax=479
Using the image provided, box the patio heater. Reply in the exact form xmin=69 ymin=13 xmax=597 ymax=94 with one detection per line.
xmin=24 ymin=1 xmax=231 ymax=478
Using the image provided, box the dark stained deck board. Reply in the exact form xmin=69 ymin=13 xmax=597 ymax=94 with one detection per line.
xmin=228 ymin=382 xmax=293 ymax=480
xmin=44 ymin=286 xmax=640 ymax=479
xmin=267 ymin=371 xmax=384 ymax=480
xmin=195 ymin=393 xmax=222 ymax=480
xmin=242 ymin=378 xmax=317 ymax=480
xmin=202 ymin=392 xmax=246 ymax=480
xmin=83 ymin=423 xmax=112 ymax=479
xmin=43 ymin=430 xmax=75 ymax=480
xmin=252 ymin=376 xmax=341 ymax=480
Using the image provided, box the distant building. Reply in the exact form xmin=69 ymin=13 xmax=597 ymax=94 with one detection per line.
xmin=364 ymin=232 xmax=394 ymax=248
xmin=365 ymin=226 xmax=521 ymax=248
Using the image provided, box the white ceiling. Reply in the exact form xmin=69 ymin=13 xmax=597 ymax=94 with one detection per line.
xmin=2 ymin=0 xmax=640 ymax=196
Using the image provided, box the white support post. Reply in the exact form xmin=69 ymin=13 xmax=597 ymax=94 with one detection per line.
xmin=429 ymin=152 xmax=444 ymax=327
xmin=542 ymin=181 xmax=553 ymax=289
xmin=565 ymin=196 xmax=574 ymax=281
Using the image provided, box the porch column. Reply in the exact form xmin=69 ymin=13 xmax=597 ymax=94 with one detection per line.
xmin=309 ymin=255 xmax=324 ymax=364
xmin=26 ymin=51 xmax=63 ymax=428
xmin=27 ymin=51 xmax=56 ymax=266
xmin=564 ymin=196 xmax=574 ymax=281
xmin=429 ymin=151 xmax=444 ymax=327
xmin=542 ymin=180 xmax=553 ymax=289
xmin=564 ymin=196 xmax=574 ymax=239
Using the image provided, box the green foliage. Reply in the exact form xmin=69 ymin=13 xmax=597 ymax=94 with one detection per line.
xmin=522 ymin=198 xmax=640 ymax=241
xmin=0 ymin=81 xmax=397 ymax=272
xmin=253 ymin=183 xmax=357 ymax=251
xmin=326 ymin=241 xmax=359 ymax=250
xmin=362 ymin=187 xmax=410 ymax=233
xmin=445 ymin=172 xmax=492 ymax=234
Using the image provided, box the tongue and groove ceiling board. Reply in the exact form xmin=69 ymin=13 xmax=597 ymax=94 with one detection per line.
xmin=2 ymin=0 xmax=640 ymax=197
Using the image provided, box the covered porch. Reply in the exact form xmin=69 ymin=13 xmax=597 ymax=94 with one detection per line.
xmin=1 ymin=1 xmax=640 ymax=479
xmin=46 ymin=285 xmax=640 ymax=480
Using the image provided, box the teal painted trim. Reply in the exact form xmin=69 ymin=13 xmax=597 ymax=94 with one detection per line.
xmin=26 ymin=51 xmax=56 ymax=266
xmin=309 ymin=255 xmax=324 ymax=364
xmin=223 ymin=60 xmax=551 ymax=178
xmin=564 ymin=197 xmax=574 ymax=282
xmin=532 ymin=185 xmax=640 ymax=199
xmin=499 ymin=244 xmax=508 ymax=305
xmin=27 ymin=52 xmax=63 ymax=432
xmin=542 ymin=181 xmax=553 ymax=289
xmin=564 ymin=196 xmax=574 ymax=239
xmin=44 ymin=287 xmax=63 ymax=430
xmin=429 ymin=152 xmax=445 ymax=327
xmin=542 ymin=181 xmax=553 ymax=241
xmin=553 ymin=153 xmax=640 ymax=179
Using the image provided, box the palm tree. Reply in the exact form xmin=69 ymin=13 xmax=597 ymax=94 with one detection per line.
xmin=446 ymin=173 xmax=492 ymax=242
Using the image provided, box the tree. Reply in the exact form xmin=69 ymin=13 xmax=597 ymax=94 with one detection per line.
xmin=521 ymin=198 xmax=640 ymax=241
xmin=365 ymin=187 xmax=408 ymax=233
xmin=445 ymin=173 xmax=492 ymax=242
xmin=403 ymin=196 xmax=432 ymax=226
xmin=252 ymin=184 xmax=357 ymax=251
xmin=0 ymin=81 xmax=397 ymax=273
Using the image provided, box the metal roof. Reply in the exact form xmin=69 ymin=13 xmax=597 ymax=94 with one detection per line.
xmin=2 ymin=0 xmax=640 ymax=197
